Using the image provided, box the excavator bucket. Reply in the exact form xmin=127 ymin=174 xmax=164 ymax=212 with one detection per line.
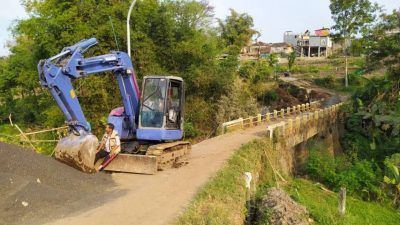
xmin=54 ymin=133 xmax=99 ymax=173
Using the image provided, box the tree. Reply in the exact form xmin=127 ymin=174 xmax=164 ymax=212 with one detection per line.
xmin=267 ymin=53 xmax=279 ymax=80
xmin=267 ymin=53 xmax=279 ymax=68
xmin=1 ymin=0 xmax=230 ymax=135
xmin=364 ymin=10 xmax=400 ymax=74
xmin=329 ymin=0 xmax=380 ymax=87
xmin=218 ymin=9 xmax=256 ymax=53
xmin=287 ymin=51 xmax=296 ymax=72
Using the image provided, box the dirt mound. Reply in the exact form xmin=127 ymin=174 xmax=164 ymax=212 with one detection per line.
xmin=310 ymin=90 xmax=331 ymax=102
xmin=272 ymin=87 xmax=302 ymax=109
xmin=0 ymin=142 xmax=119 ymax=225
xmin=261 ymin=187 xmax=311 ymax=225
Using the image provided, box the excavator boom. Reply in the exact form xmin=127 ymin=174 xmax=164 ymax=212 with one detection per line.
xmin=38 ymin=38 xmax=140 ymax=172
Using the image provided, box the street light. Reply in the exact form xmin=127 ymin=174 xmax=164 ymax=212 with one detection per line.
xmin=127 ymin=0 xmax=137 ymax=58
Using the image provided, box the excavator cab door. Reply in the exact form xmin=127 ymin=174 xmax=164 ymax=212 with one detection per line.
xmin=137 ymin=76 xmax=184 ymax=141
xmin=165 ymin=79 xmax=184 ymax=130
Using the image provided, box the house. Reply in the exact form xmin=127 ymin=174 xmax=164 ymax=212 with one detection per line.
xmin=240 ymin=41 xmax=271 ymax=61
xmin=240 ymin=41 xmax=293 ymax=61
xmin=270 ymin=42 xmax=293 ymax=56
xmin=284 ymin=28 xmax=333 ymax=58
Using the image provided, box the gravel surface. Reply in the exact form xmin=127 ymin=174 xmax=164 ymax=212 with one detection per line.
xmin=0 ymin=142 xmax=118 ymax=225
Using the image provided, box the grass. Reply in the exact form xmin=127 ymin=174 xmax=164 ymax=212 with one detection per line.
xmin=175 ymin=138 xmax=276 ymax=225
xmin=285 ymin=178 xmax=400 ymax=225
xmin=0 ymin=124 xmax=19 ymax=143
xmin=0 ymin=123 xmax=56 ymax=155
xmin=176 ymin=134 xmax=400 ymax=225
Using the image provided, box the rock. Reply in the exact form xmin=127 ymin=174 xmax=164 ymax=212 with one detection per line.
xmin=36 ymin=178 xmax=41 ymax=183
xmin=21 ymin=201 xmax=29 ymax=207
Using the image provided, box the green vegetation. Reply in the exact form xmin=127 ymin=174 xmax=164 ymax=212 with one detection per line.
xmin=176 ymin=135 xmax=400 ymax=225
xmin=304 ymin=141 xmax=383 ymax=200
xmin=384 ymin=153 xmax=400 ymax=206
xmin=313 ymin=69 xmax=366 ymax=93
xmin=175 ymin=138 xmax=276 ymax=225
xmin=0 ymin=0 xmax=281 ymax=150
xmin=285 ymin=179 xmax=400 ymax=225
xmin=0 ymin=124 xmax=18 ymax=143
xmin=287 ymin=51 xmax=296 ymax=72
xmin=336 ymin=7 xmax=400 ymax=206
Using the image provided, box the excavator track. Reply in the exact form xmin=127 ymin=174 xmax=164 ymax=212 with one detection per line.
xmin=103 ymin=141 xmax=191 ymax=174
xmin=147 ymin=141 xmax=191 ymax=171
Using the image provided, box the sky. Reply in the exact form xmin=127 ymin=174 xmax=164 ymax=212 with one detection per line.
xmin=0 ymin=0 xmax=398 ymax=56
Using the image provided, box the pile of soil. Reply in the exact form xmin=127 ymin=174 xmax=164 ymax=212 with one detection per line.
xmin=261 ymin=187 xmax=311 ymax=225
xmin=310 ymin=90 xmax=332 ymax=103
xmin=272 ymin=87 xmax=303 ymax=109
xmin=0 ymin=142 xmax=118 ymax=225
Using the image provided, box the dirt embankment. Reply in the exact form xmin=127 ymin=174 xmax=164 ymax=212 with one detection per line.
xmin=261 ymin=188 xmax=311 ymax=225
xmin=270 ymin=82 xmax=332 ymax=110
xmin=0 ymin=142 xmax=120 ymax=225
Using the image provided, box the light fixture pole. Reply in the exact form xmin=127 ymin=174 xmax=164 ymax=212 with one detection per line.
xmin=127 ymin=0 xmax=137 ymax=58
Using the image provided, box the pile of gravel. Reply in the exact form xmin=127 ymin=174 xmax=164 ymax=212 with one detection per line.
xmin=0 ymin=142 xmax=118 ymax=225
xmin=261 ymin=187 xmax=311 ymax=225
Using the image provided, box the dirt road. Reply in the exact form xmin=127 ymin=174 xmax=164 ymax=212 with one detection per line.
xmin=45 ymin=125 xmax=267 ymax=225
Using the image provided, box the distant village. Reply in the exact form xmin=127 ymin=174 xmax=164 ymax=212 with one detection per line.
xmin=239 ymin=27 xmax=341 ymax=61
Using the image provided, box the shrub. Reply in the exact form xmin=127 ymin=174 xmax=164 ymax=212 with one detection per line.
xmin=260 ymin=90 xmax=278 ymax=105
xmin=184 ymin=122 xmax=201 ymax=138
xmin=304 ymin=146 xmax=382 ymax=200
xmin=314 ymin=74 xmax=336 ymax=88
xmin=383 ymin=153 xmax=400 ymax=207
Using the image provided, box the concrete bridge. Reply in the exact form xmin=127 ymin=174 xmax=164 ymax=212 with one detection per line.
xmin=221 ymin=100 xmax=344 ymax=174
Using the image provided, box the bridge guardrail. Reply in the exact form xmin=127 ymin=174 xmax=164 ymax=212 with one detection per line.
xmin=265 ymin=102 xmax=344 ymax=139
xmin=221 ymin=100 xmax=323 ymax=134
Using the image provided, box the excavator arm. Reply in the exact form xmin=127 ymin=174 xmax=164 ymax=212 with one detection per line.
xmin=38 ymin=38 xmax=141 ymax=172
xmin=38 ymin=38 xmax=140 ymax=138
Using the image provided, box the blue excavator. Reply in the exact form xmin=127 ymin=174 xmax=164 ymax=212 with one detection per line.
xmin=38 ymin=38 xmax=190 ymax=174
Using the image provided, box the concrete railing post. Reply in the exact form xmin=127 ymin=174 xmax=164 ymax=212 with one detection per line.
xmin=287 ymin=119 xmax=293 ymax=134
xmin=287 ymin=107 xmax=291 ymax=116
xmin=295 ymin=116 xmax=301 ymax=132
xmin=274 ymin=110 xmax=278 ymax=120
xmin=279 ymin=124 xmax=285 ymax=137
xmin=308 ymin=112 xmax=314 ymax=126
xmin=257 ymin=114 xmax=262 ymax=125
xmin=280 ymin=109 xmax=285 ymax=119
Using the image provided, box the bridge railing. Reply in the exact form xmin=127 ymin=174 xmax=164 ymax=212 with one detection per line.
xmin=265 ymin=102 xmax=344 ymax=139
xmin=221 ymin=100 xmax=323 ymax=134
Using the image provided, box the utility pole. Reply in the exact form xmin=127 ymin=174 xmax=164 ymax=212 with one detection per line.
xmin=344 ymin=37 xmax=349 ymax=88
xmin=127 ymin=0 xmax=137 ymax=58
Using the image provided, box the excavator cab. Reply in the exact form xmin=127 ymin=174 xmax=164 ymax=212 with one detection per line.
xmin=137 ymin=76 xmax=184 ymax=141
